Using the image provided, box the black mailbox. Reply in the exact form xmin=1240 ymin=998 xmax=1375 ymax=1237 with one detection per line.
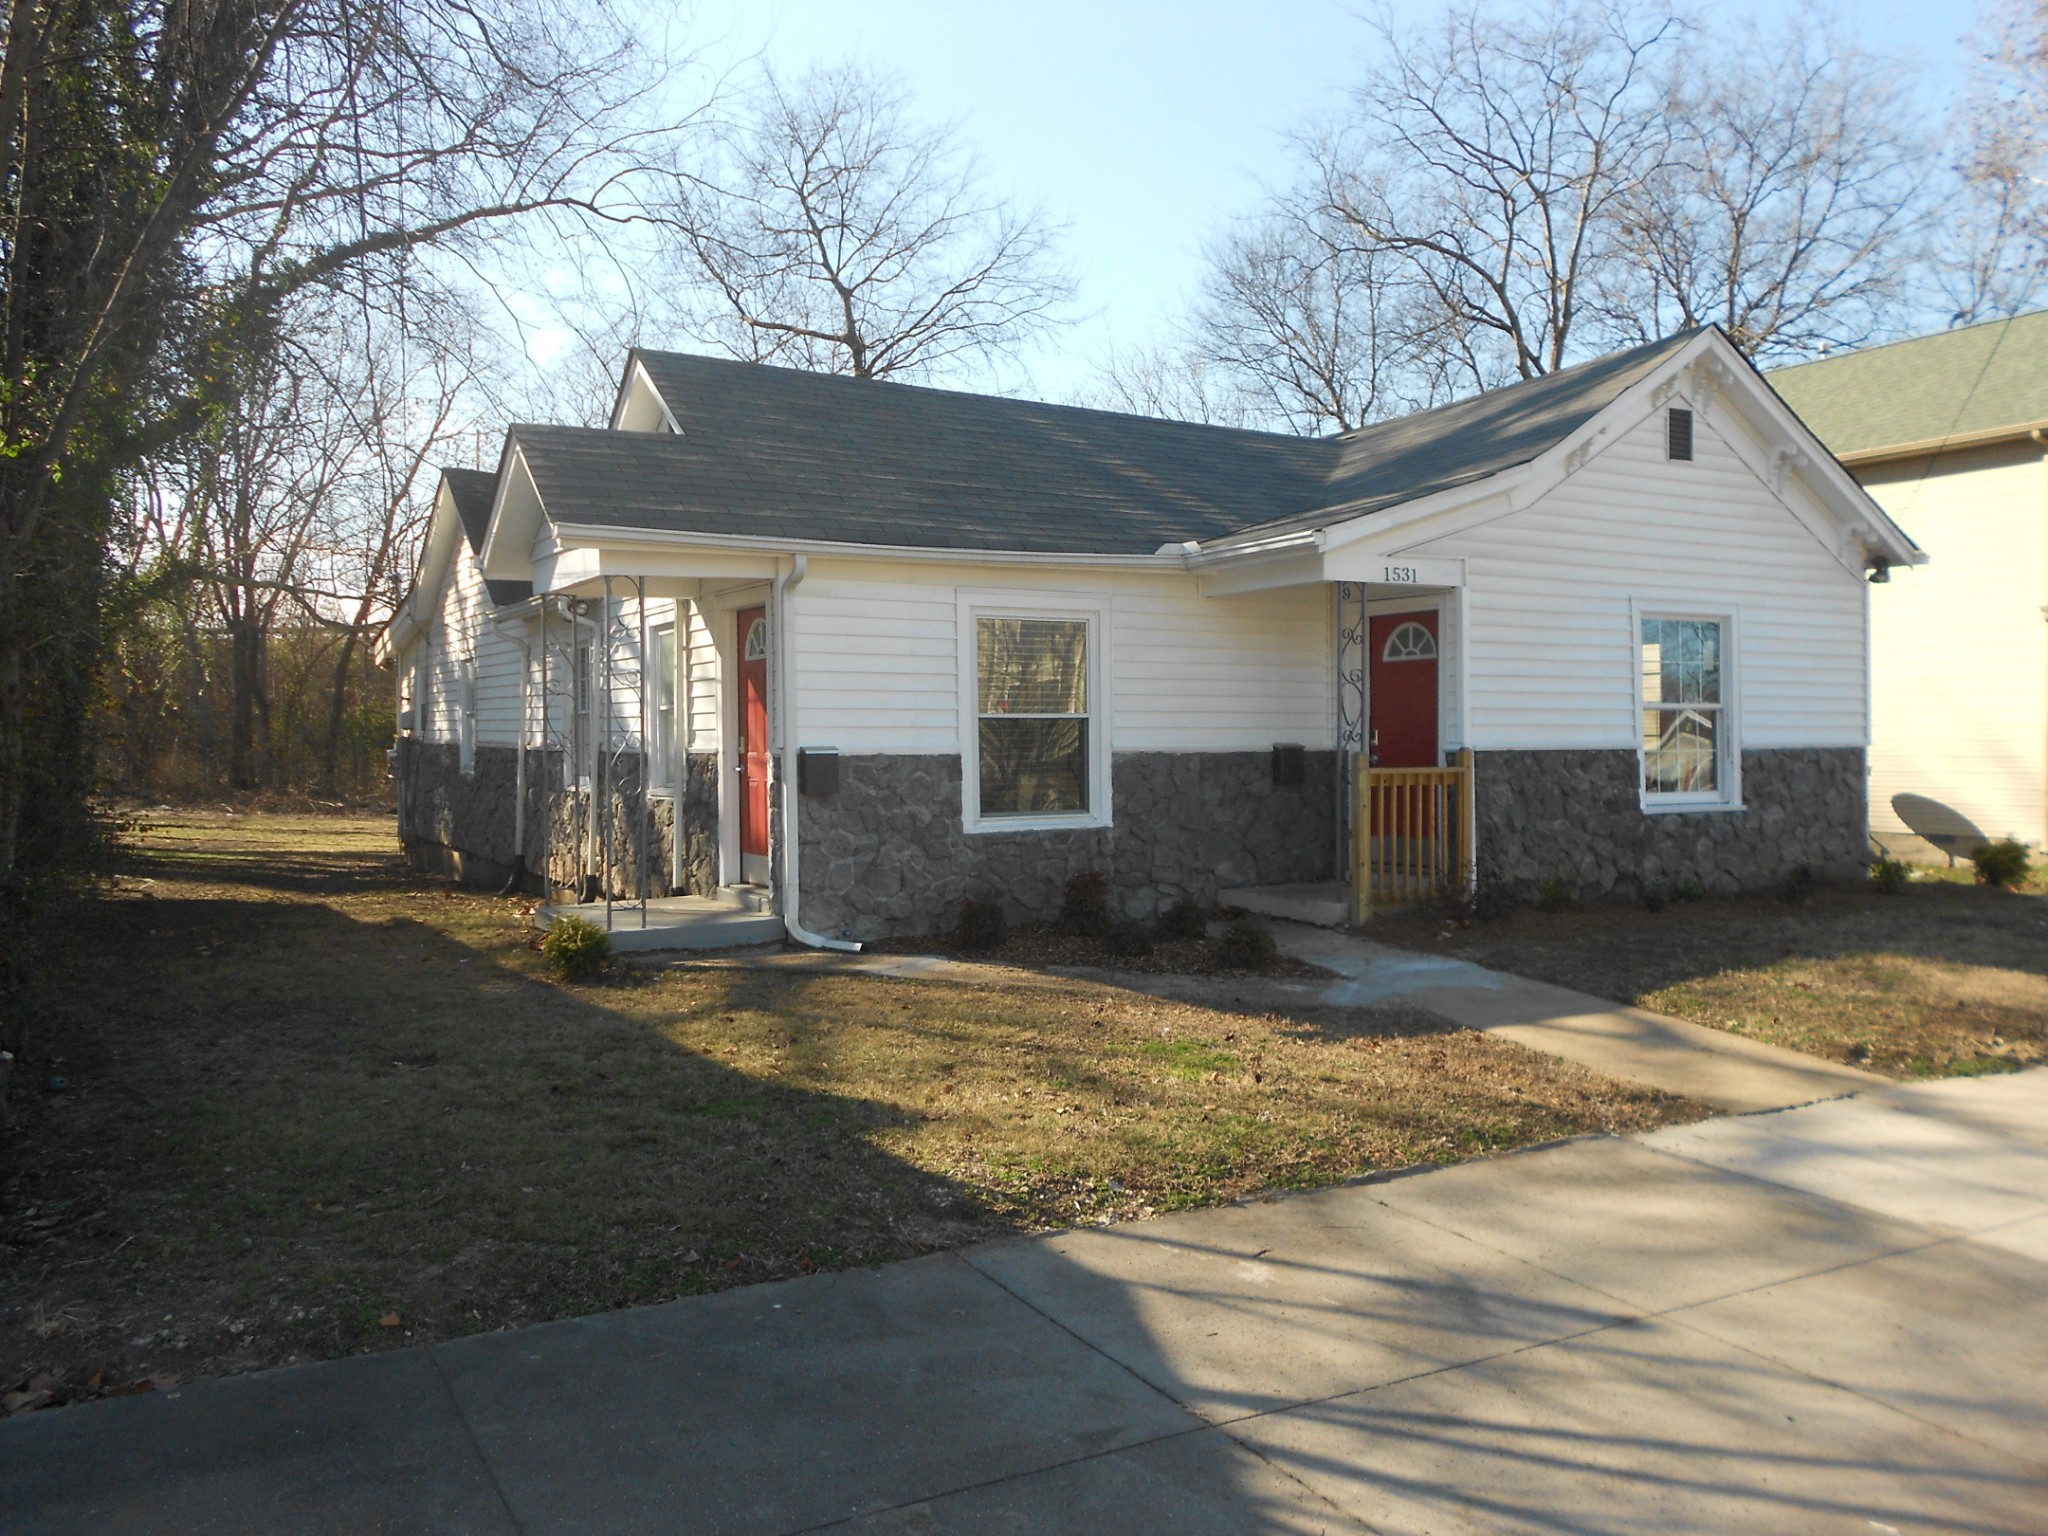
xmin=798 ymin=747 xmax=840 ymax=797
xmin=1271 ymin=743 xmax=1305 ymax=788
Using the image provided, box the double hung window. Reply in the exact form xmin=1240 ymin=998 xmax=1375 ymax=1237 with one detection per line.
xmin=652 ymin=625 xmax=677 ymax=793
xmin=969 ymin=610 xmax=1103 ymax=827
xmin=1640 ymin=616 xmax=1730 ymax=803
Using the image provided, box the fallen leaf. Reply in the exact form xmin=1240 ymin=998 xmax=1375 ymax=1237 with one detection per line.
xmin=378 ymin=1312 xmax=402 ymax=1328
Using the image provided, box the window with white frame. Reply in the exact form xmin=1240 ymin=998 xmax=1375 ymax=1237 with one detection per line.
xmin=458 ymin=656 xmax=478 ymax=773
xmin=572 ymin=638 xmax=593 ymax=788
xmin=1640 ymin=616 xmax=1728 ymax=801
xmin=652 ymin=624 xmax=677 ymax=793
xmin=973 ymin=614 xmax=1095 ymax=822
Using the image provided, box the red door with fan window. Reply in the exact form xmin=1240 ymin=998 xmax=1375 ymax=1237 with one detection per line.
xmin=736 ymin=607 xmax=770 ymax=881
xmin=1367 ymin=610 xmax=1441 ymax=844
xmin=1368 ymin=611 xmax=1440 ymax=767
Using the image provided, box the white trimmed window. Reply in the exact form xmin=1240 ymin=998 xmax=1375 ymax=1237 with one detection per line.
xmin=1640 ymin=616 xmax=1733 ymax=805
xmin=458 ymin=656 xmax=478 ymax=773
xmin=962 ymin=600 xmax=1108 ymax=831
xmin=651 ymin=624 xmax=677 ymax=794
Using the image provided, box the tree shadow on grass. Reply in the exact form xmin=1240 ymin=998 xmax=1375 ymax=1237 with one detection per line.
xmin=7 ymin=853 xmax=2038 ymax=1532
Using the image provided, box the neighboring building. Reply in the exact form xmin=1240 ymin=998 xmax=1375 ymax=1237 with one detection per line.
xmin=379 ymin=327 xmax=1918 ymax=945
xmin=1772 ymin=313 xmax=2048 ymax=858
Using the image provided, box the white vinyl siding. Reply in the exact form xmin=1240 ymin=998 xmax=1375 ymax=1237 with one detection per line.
xmin=1863 ymin=442 xmax=2048 ymax=847
xmin=786 ymin=561 xmax=1334 ymax=755
xmin=1401 ymin=397 xmax=1868 ymax=753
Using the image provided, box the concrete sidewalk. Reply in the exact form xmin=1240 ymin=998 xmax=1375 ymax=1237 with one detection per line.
xmin=7 ymin=1065 xmax=2046 ymax=1533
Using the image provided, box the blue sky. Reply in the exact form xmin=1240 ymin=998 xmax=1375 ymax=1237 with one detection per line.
xmin=631 ymin=1 xmax=1986 ymax=403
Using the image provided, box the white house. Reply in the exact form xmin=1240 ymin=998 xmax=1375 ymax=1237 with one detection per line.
xmin=378 ymin=327 xmax=1919 ymax=946
xmin=1771 ymin=312 xmax=2048 ymax=858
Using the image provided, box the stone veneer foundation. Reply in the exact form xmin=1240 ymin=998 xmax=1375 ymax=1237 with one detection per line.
xmin=1471 ymin=747 xmax=1867 ymax=900
xmin=395 ymin=739 xmax=722 ymax=898
xmin=796 ymin=751 xmax=1337 ymax=940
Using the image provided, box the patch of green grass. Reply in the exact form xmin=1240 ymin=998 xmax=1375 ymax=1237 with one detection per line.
xmin=1137 ymin=1037 xmax=1241 ymax=1079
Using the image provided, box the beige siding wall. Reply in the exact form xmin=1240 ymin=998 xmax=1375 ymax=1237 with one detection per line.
xmin=786 ymin=560 xmax=1335 ymax=755
xmin=1403 ymin=396 xmax=1870 ymax=755
xmin=1861 ymin=442 xmax=2048 ymax=845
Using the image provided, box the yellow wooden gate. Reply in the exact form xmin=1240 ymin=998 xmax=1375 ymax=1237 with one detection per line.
xmin=1351 ymin=748 xmax=1474 ymax=922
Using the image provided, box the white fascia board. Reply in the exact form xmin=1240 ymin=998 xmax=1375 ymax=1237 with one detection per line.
xmin=1194 ymin=546 xmax=1324 ymax=596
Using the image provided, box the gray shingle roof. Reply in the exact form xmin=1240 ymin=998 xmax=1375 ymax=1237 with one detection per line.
xmin=441 ymin=466 xmax=530 ymax=606
xmin=511 ymin=332 xmax=1701 ymax=558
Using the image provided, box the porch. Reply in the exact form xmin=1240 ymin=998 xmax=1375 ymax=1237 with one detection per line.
xmin=535 ymin=886 xmax=781 ymax=953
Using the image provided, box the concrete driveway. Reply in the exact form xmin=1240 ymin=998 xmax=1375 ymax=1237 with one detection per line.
xmin=5 ymin=1063 xmax=2045 ymax=1534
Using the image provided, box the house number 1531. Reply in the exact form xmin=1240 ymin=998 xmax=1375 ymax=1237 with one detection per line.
xmin=1380 ymin=563 xmax=1420 ymax=584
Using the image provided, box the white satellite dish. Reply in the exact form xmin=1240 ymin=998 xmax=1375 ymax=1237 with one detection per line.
xmin=1891 ymin=794 xmax=1990 ymax=866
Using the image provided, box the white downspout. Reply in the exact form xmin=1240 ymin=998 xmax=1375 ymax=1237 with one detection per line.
xmin=487 ymin=610 xmax=534 ymax=893
xmin=773 ymin=554 xmax=860 ymax=951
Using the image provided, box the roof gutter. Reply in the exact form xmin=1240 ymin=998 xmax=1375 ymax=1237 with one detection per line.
xmin=1830 ymin=418 xmax=2048 ymax=467
xmin=545 ymin=520 xmax=1191 ymax=570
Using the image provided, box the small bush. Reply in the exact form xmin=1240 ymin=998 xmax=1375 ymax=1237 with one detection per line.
xmin=1869 ymin=856 xmax=1909 ymax=895
xmin=1060 ymin=870 xmax=1115 ymax=938
xmin=541 ymin=914 xmax=611 ymax=980
xmin=1536 ymin=879 xmax=1574 ymax=912
xmin=1214 ymin=914 xmax=1278 ymax=971
xmin=1972 ymin=838 xmax=2033 ymax=890
xmin=1105 ymin=924 xmax=1155 ymax=959
xmin=1778 ymin=865 xmax=1815 ymax=904
xmin=1155 ymin=898 xmax=1209 ymax=941
xmin=956 ymin=891 xmax=1006 ymax=952
xmin=1641 ymin=888 xmax=1668 ymax=913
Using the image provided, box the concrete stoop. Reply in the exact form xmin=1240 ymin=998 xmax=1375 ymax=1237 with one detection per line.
xmin=1218 ymin=881 xmax=1350 ymax=928
xmin=536 ymin=887 xmax=782 ymax=952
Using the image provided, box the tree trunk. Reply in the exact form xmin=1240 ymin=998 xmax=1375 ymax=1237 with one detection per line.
xmin=227 ymin=616 xmax=264 ymax=791
xmin=319 ymin=625 xmax=362 ymax=795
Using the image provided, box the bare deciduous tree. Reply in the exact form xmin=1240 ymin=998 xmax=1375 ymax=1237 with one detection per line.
xmin=1605 ymin=19 xmax=1931 ymax=360
xmin=1942 ymin=0 xmax=2048 ymax=323
xmin=664 ymin=63 xmax=1071 ymax=382
xmin=1193 ymin=197 xmax=1431 ymax=433
xmin=1313 ymin=1 xmax=1681 ymax=389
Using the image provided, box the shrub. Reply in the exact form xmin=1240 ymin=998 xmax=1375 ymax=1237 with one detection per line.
xmin=955 ymin=891 xmax=1006 ymax=952
xmin=1060 ymin=870 xmax=1114 ymax=938
xmin=1869 ymin=856 xmax=1909 ymax=895
xmin=1105 ymin=924 xmax=1155 ymax=959
xmin=1155 ymin=897 xmax=1209 ymax=941
xmin=1778 ymin=865 xmax=1815 ymax=904
xmin=1536 ymin=879 xmax=1574 ymax=912
xmin=1972 ymin=838 xmax=2033 ymax=890
xmin=1214 ymin=914 xmax=1278 ymax=971
xmin=541 ymin=914 xmax=611 ymax=981
xmin=1641 ymin=888 xmax=1668 ymax=913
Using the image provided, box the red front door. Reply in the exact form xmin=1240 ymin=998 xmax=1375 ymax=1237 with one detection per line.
xmin=1368 ymin=611 xmax=1439 ymax=767
xmin=736 ymin=607 xmax=769 ymax=872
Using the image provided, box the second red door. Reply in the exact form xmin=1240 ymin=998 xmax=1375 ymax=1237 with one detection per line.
xmin=737 ymin=606 xmax=769 ymax=878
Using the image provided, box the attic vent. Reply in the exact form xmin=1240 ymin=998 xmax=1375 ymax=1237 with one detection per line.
xmin=1667 ymin=407 xmax=1694 ymax=462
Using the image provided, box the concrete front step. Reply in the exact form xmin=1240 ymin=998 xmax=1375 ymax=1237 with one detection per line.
xmin=1218 ymin=882 xmax=1350 ymax=928
xmin=535 ymin=895 xmax=784 ymax=953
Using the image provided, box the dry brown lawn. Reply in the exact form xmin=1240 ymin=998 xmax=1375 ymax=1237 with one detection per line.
xmin=2 ymin=811 xmax=1698 ymax=1413
xmin=1373 ymin=874 xmax=2048 ymax=1079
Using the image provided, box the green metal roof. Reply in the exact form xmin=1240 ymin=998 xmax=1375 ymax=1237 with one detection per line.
xmin=1768 ymin=311 xmax=2048 ymax=458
